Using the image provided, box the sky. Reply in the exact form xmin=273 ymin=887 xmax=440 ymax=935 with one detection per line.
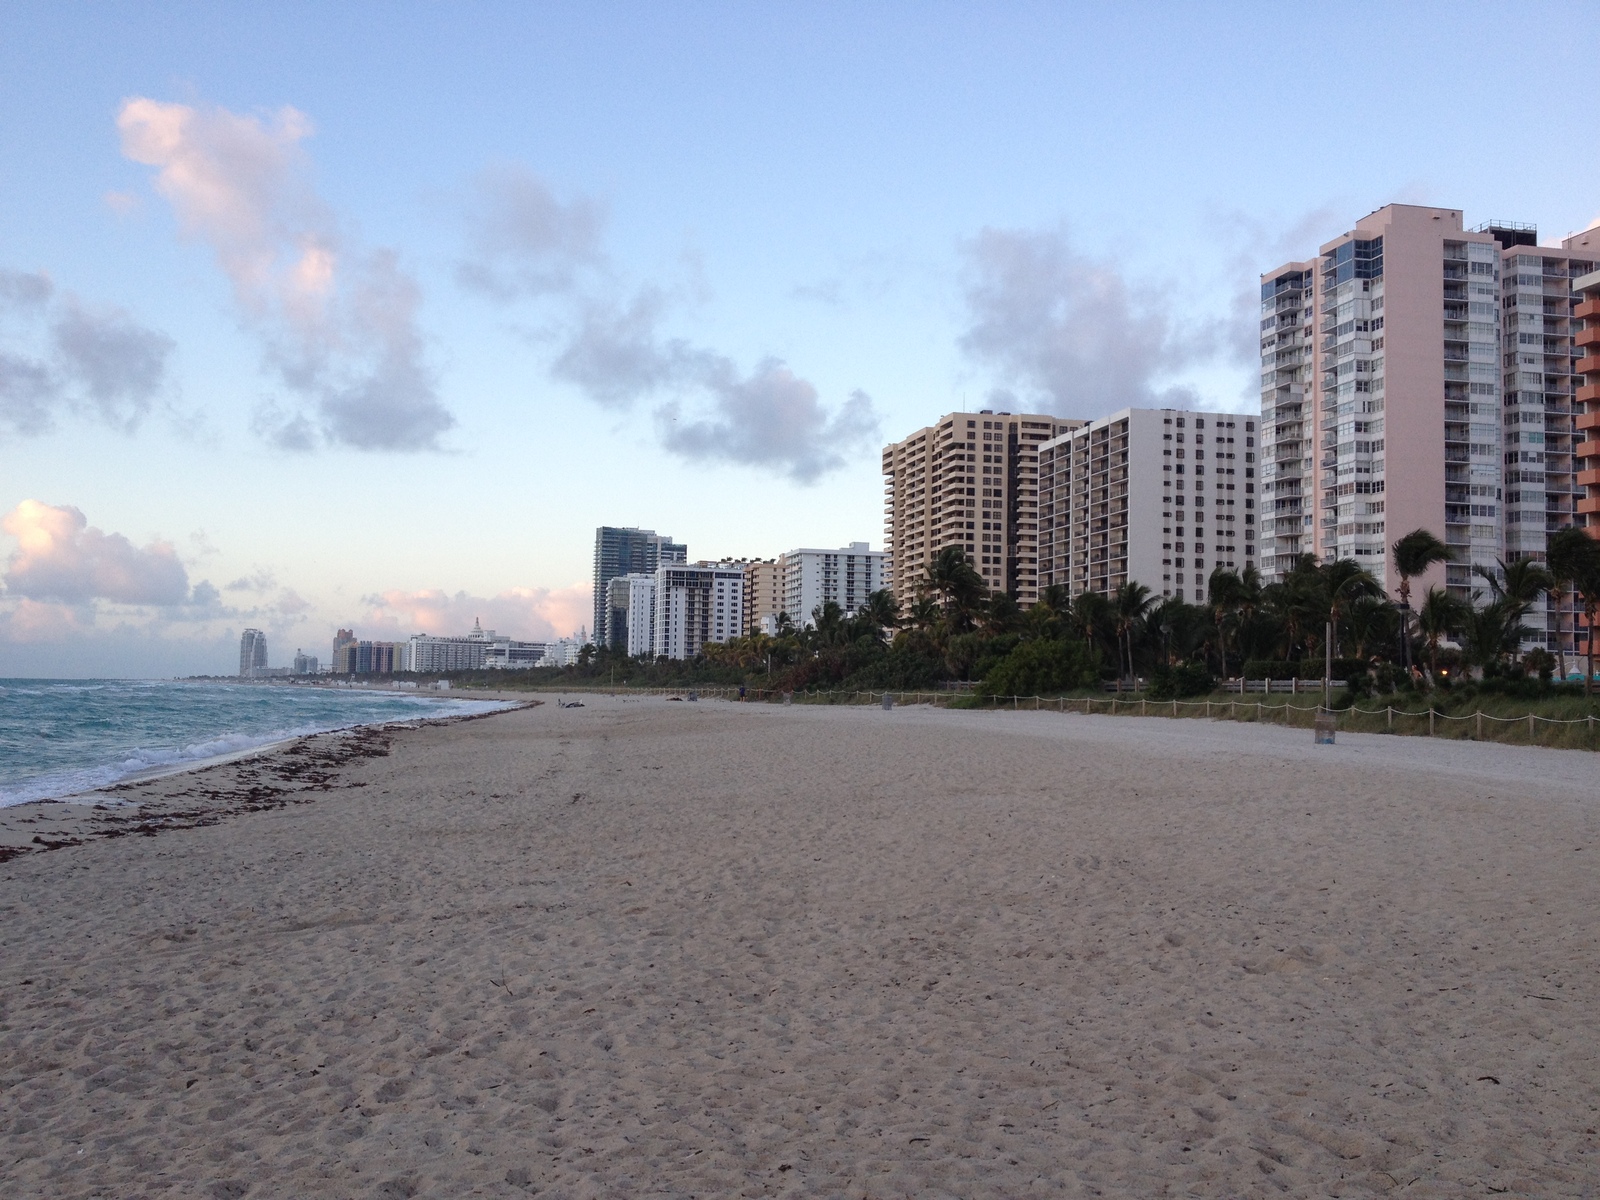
xmin=3 ymin=1 xmax=1598 ymax=677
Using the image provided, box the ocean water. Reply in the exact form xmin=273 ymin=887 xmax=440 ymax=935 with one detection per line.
xmin=0 ymin=679 xmax=513 ymax=807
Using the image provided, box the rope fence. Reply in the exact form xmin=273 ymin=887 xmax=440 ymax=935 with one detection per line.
xmin=529 ymin=684 xmax=1600 ymax=749
xmin=559 ymin=685 xmax=1600 ymax=750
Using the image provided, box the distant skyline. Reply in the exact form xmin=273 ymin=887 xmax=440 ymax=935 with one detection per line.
xmin=3 ymin=2 xmax=1598 ymax=675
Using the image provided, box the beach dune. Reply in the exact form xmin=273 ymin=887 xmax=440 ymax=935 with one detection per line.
xmin=2 ymin=697 xmax=1597 ymax=1197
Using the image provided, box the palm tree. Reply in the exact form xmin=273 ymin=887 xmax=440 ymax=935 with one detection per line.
xmin=1392 ymin=529 xmax=1453 ymax=676
xmin=907 ymin=594 xmax=941 ymax=633
xmin=1552 ymin=533 xmax=1600 ymax=695
xmin=1072 ymin=589 xmax=1114 ymax=669
xmin=924 ymin=546 xmax=986 ymax=631
xmin=857 ymin=589 xmax=900 ymax=640
xmin=1321 ymin=558 xmax=1381 ymax=659
xmin=1343 ymin=593 xmax=1397 ymax=662
xmin=1206 ymin=567 xmax=1244 ymax=679
xmin=984 ymin=591 xmax=1024 ymax=636
xmin=1416 ymin=586 xmax=1468 ymax=685
xmin=1460 ymin=596 xmax=1530 ymax=676
xmin=1112 ymin=581 xmax=1154 ymax=686
xmin=1472 ymin=556 xmax=1552 ymax=664
xmin=1547 ymin=528 xmax=1593 ymax=684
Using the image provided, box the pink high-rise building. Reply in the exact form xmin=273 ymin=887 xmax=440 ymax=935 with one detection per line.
xmin=1263 ymin=205 xmax=1503 ymax=602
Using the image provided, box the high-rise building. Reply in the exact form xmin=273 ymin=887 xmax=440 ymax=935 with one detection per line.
xmin=653 ymin=562 xmax=745 ymax=659
xmin=882 ymin=409 xmax=1082 ymax=611
xmin=1482 ymin=222 xmax=1596 ymax=652
xmin=332 ymin=628 xmax=355 ymax=669
xmin=239 ymin=629 xmax=267 ymax=678
xmin=291 ymin=650 xmax=319 ymax=675
xmin=1262 ymin=205 xmax=1503 ymax=600
xmin=607 ymin=573 xmax=658 ymax=657
xmin=1578 ymin=257 xmax=1600 ymax=539
xmin=1038 ymin=408 xmax=1258 ymax=603
xmin=593 ymin=527 xmax=687 ymax=649
xmin=779 ymin=543 xmax=888 ymax=627
xmin=742 ymin=559 xmax=783 ymax=635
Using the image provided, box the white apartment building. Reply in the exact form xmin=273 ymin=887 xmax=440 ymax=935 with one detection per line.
xmin=1038 ymin=408 xmax=1258 ymax=604
xmin=1488 ymin=224 xmax=1595 ymax=652
xmin=653 ymin=563 xmax=745 ymax=659
xmin=607 ymin=572 xmax=658 ymax=657
xmin=482 ymin=637 xmax=549 ymax=669
xmin=780 ymin=542 xmax=887 ymax=627
xmin=406 ymin=619 xmax=495 ymax=673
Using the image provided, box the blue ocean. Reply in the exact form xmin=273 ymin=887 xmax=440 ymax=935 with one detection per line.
xmin=0 ymin=679 xmax=512 ymax=807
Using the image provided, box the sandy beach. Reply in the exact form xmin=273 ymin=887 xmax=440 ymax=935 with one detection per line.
xmin=2 ymin=696 xmax=1598 ymax=1197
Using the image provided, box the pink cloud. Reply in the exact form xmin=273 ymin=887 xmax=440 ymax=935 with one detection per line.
xmin=116 ymin=96 xmax=453 ymax=452
xmin=2 ymin=499 xmax=189 ymax=606
xmin=360 ymin=584 xmax=593 ymax=642
xmin=1 ymin=597 xmax=86 ymax=643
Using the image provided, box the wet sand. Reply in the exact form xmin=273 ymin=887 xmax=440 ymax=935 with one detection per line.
xmin=2 ymin=696 xmax=1597 ymax=1197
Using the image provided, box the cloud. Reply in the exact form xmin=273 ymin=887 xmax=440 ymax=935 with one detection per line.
xmin=460 ymin=166 xmax=876 ymax=482
xmin=456 ymin=165 xmax=607 ymax=299
xmin=660 ymin=362 xmax=878 ymax=483
xmin=117 ymin=96 xmax=452 ymax=452
xmin=959 ymin=227 xmax=1228 ymax=417
xmin=0 ymin=270 xmax=173 ymax=437
xmin=2 ymin=499 xmax=190 ymax=606
xmin=360 ymin=583 xmax=592 ymax=642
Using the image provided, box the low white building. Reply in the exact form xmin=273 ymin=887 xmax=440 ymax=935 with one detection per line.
xmin=406 ymin=618 xmax=498 ymax=672
xmin=538 ymin=630 xmax=588 ymax=669
xmin=780 ymin=542 xmax=887 ymax=628
xmin=653 ymin=563 xmax=745 ymax=659
xmin=1038 ymin=407 xmax=1259 ymax=605
xmin=483 ymin=637 xmax=548 ymax=669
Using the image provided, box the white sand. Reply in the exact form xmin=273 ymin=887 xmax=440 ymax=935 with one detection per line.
xmin=2 ymin=697 xmax=1598 ymax=1197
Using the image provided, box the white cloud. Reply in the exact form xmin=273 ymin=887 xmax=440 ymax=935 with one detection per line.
xmin=2 ymin=499 xmax=190 ymax=606
xmin=461 ymin=165 xmax=877 ymax=482
xmin=0 ymin=269 xmax=174 ymax=437
xmin=117 ymin=96 xmax=453 ymax=452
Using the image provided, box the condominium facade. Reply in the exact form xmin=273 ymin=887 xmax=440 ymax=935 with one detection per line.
xmin=291 ymin=650 xmax=319 ymax=675
xmin=1038 ymin=408 xmax=1257 ymax=603
xmin=607 ymin=572 xmax=658 ymax=657
xmin=1579 ymin=259 xmax=1600 ymax=536
xmin=405 ymin=620 xmax=495 ymax=673
xmin=781 ymin=542 xmax=887 ymax=627
xmin=593 ymin=526 xmax=687 ymax=649
xmin=743 ymin=559 xmax=783 ymax=635
xmin=1484 ymin=223 xmax=1596 ymax=650
xmin=883 ymin=409 xmax=1082 ymax=610
xmin=653 ymin=563 xmax=745 ymax=659
xmin=238 ymin=628 xmax=267 ymax=677
xmin=335 ymin=640 xmax=396 ymax=674
xmin=1261 ymin=205 xmax=1503 ymax=600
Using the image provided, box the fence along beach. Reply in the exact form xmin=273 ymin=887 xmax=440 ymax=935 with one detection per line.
xmin=2 ymin=695 xmax=1597 ymax=1196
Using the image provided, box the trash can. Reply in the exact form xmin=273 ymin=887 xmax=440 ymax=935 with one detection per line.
xmin=882 ymin=693 xmax=894 ymax=710
xmin=1314 ymin=711 xmax=1336 ymax=745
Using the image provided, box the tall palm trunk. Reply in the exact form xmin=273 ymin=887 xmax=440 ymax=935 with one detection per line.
xmin=1552 ymin=586 xmax=1568 ymax=682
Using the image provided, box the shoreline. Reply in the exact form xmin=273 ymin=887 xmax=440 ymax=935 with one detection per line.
xmin=0 ymin=697 xmax=537 ymax=861
xmin=0 ymin=686 xmax=534 ymax=812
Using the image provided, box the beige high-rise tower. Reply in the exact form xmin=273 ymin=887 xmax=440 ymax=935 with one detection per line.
xmin=882 ymin=409 xmax=1081 ymax=611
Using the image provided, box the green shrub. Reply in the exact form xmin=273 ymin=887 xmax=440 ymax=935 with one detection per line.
xmin=979 ymin=638 xmax=1097 ymax=697
xmin=1148 ymin=661 xmax=1215 ymax=699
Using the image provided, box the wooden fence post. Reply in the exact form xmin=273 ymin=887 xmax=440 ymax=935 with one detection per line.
xmin=1428 ymin=708 xmax=1435 ymax=736
xmin=1528 ymin=712 xmax=1535 ymax=739
xmin=1387 ymin=706 xmax=1392 ymax=730
xmin=1476 ymin=711 xmax=1482 ymax=740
